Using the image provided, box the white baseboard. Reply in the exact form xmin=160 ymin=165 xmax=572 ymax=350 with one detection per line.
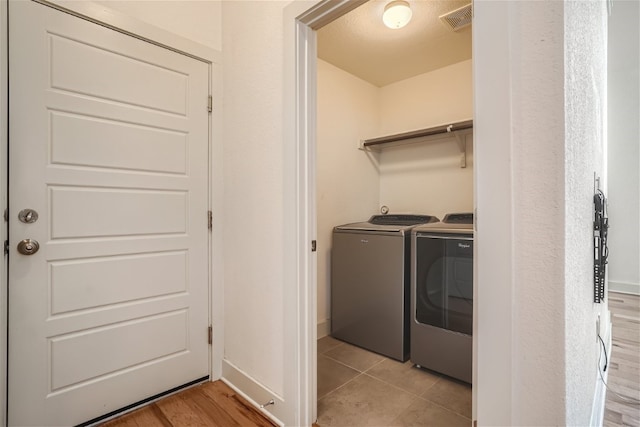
xmin=609 ymin=280 xmax=640 ymax=295
xmin=317 ymin=320 xmax=330 ymax=338
xmin=589 ymin=319 xmax=612 ymax=427
xmin=221 ymin=359 xmax=284 ymax=426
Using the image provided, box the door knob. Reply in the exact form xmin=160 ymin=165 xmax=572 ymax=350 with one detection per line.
xmin=17 ymin=239 xmax=39 ymax=255
xmin=18 ymin=209 xmax=38 ymax=224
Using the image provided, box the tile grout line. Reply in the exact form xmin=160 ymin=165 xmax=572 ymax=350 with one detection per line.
xmin=362 ymin=357 xmax=387 ymax=374
xmin=317 ymin=371 xmax=366 ymax=401
xmin=318 ymin=341 xmax=345 ymax=355
xmin=390 ymin=395 xmax=474 ymax=426
xmin=360 ymin=371 xmax=430 ymax=398
xmin=318 ymin=340 xmax=473 ymax=421
xmin=359 ymin=372 xmax=472 ymax=422
xmin=319 ymin=344 xmax=471 ymax=412
xmin=321 ymin=353 xmax=369 ymax=372
xmin=320 ymin=370 xmax=424 ymax=425
xmin=415 ymin=387 xmax=473 ymax=420
xmin=321 ymin=351 xmax=385 ymax=373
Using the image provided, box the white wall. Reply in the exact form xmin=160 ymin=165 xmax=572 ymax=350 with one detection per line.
xmin=474 ymin=1 xmax=609 ymax=425
xmin=564 ymin=2 xmax=610 ymax=425
xmin=509 ymin=3 xmax=566 ymax=423
xmin=316 ymin=59 xmax=380 ymax=332
xmin=377 ymin=136 xmax=473 ymax=220
xmin=221 ymin=0 xmax=286 ymax=398
xmin=378 ymin=60 xmax=473 ymax=135
xmin=378 ymin=60 xmax=473 ymax=219
xmin=93 ymin=0 xmax=222 ymax=51
xmin=608 ymin=0 xmax=640 ymax=295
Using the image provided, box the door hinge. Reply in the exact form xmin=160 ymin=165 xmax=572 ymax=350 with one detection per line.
xmin=208 ymin=325 xmax=212 ymax=345
xmin=3 ymin=209 xmax=7 ymax=222
xmin=208 ymin=210 xmax=212 ymax=230
xmin=207 ymin=95 xmax=212 ymax=113
xmin=311 ymin=240 xmax=317 ymax=252
xmin=3 ymin=240 xmax=9 ymax=256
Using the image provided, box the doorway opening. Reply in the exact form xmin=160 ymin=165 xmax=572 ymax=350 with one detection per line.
xmin=305 ymin=1 xmax=475 ymax=424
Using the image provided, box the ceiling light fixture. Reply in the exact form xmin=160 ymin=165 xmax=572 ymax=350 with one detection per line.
xmin=383 ymin=1 xmax=412 ymax=29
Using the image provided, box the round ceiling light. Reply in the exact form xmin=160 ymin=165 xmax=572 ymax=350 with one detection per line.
xmin=383 ymin=1 xmax=413 ymax=29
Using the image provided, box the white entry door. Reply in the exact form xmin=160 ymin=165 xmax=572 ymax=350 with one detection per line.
xmin=8 ymin=1 xmax=210 ymax=425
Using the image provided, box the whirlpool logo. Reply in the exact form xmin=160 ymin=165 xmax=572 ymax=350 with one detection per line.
xmin=458 ymin=243 xmax=471 ymax=249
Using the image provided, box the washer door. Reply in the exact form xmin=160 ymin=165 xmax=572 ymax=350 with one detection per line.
xmin=415 ymin=235 xmax=473 ymax=335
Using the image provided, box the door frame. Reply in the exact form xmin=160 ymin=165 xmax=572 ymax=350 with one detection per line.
xmin=0 ymin=1 xmax=223 ymax=424
xmin=284 ymin=1 xmax=487 ymax=424
xmin=282 ymin=2 xmax=366 ymax=423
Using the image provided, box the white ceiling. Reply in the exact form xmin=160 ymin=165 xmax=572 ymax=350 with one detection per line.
xmin=317 ymin=0 xmax=472 ymax=87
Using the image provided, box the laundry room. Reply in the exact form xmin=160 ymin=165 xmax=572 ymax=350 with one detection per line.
xmin=315 ymin=1 xmax=474 ymax=424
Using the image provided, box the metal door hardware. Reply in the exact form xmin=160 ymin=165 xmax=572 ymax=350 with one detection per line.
xmin=17 ymin=239 xmax=39 ymax=255
xmin=18 ymin=209 xmax=39 ymax=224
xmin=259 ymin=399 xmax=275 ymax=409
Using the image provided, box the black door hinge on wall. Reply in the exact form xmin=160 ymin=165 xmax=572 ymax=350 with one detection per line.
xmin=208 ymin=325 xmax=212 ymax=345
xmin=208 ymin=210 xmax=212 ymax=230
xmin=4 ymin=240 xmax=9 ymax=256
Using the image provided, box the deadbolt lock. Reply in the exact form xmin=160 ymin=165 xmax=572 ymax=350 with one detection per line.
xmin=17 ymin=239 xmax=39 ymax=255
xmin=18 ymin=209 xmax=38 ymax=224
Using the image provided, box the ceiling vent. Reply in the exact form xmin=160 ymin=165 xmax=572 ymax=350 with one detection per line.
xmin=439 ymin=3 xmax=472 ymax=31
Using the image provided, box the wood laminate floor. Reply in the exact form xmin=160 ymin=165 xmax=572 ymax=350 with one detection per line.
xmin=604 ymin=292 xmax=640 ymax=427
xmin=100 ymin=381 xmax=277 ymax=427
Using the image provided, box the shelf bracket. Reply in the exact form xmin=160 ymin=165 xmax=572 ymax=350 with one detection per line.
xmin=449 ymin=126 xmax=467 ymax=168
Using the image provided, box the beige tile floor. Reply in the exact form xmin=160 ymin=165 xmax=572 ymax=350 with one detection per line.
xmin=317 ymin=336 xmax=472 ymax=427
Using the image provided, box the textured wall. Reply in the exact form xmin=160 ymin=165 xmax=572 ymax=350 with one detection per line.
xmin=564 ymin=1 xmax=610 ymax=425
xmin=93 ymin=1 xmax=222 ymax=51
xmin=509 ymin=2 xmax=566 ymax=424
xmin=221 ymin=0 xmax=286 ymax=396
xmin=378 ymin=60 xmax=473 ymax=135
xmin=474 ymin=1 xmax=609 ymax=424
xmin=608 ymin=0 xmax=640 ymax=294
xmin=378 ymin=60 xmax=473 ymax=220
xmin=377 ymin=136 xmax=473 ymax=220
xmin=316 ymin=59 xmax=381 ymax=329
